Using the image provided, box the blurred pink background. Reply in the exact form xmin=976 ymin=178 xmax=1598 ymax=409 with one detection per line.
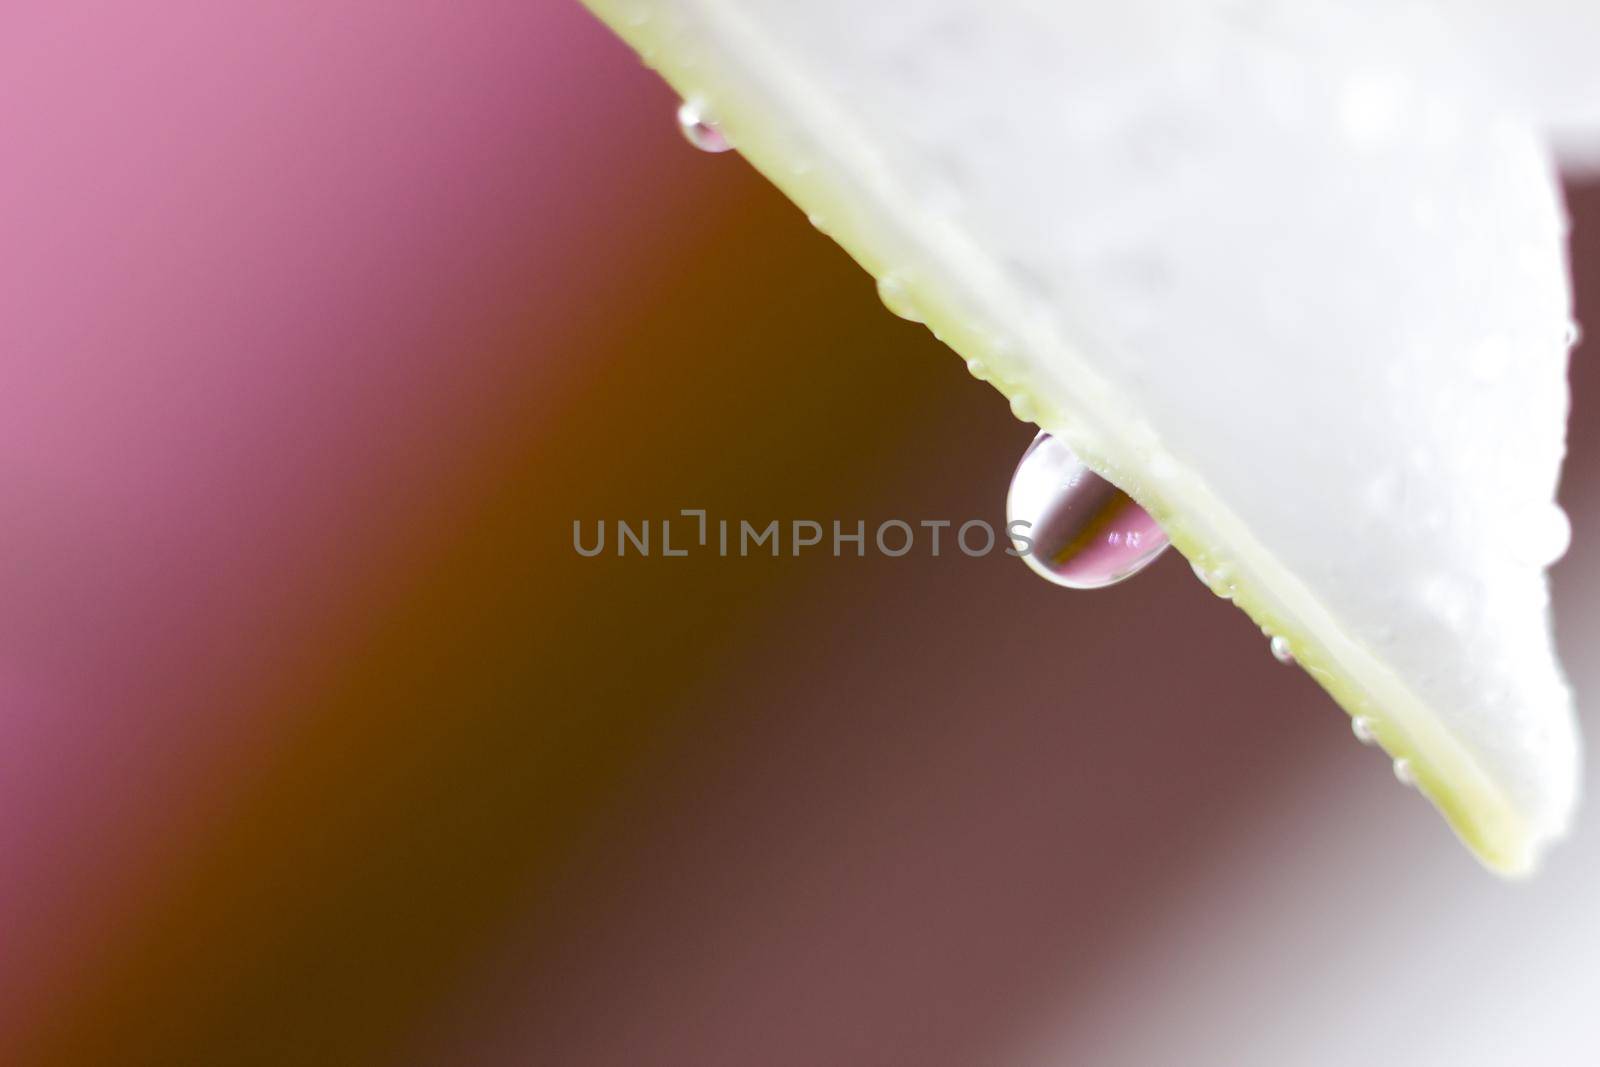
xmin=2 ymin=3 xmax=1598 ymax=1064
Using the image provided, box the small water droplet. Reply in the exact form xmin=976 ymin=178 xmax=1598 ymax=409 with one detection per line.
xmin=1008 ymin=393 xmax=1035 ymax=422
xmin=807 ymin=211 xmax=829 ymax=233
xmin=965 ymin=358 xmax=988 ymax=381
xmin=876 ymin=274 xmax=923 ymax=322
xmin=1007 ymin=432 xmax=1170 ymax=589
xmin=1269 ymin=635 xmax=1294 ymax=665
xmin=1566 ymin=319 xmax=1583 ymax=349
xmin=1351 ymin=716 xmax=1377 ymax=745
xmin=1517 ymin=503 xmax=1572 ymax=566
xmin=1189 ymin=559 xmax=1234 ymax=599
xmin=1540 ymin=505 xmax=1572 ymax=565
xmin=677 ymin=99 xmax=732 ymax=153
xmin=1393 ymin=757 xmax=1416 ymax=786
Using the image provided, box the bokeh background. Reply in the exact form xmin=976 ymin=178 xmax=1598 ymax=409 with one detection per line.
xmin=3 ymin=3 xmax=1599 ymax=1064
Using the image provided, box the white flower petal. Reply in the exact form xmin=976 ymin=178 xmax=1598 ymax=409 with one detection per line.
xmin=588 ymin=0 xmax=1581 ymax=873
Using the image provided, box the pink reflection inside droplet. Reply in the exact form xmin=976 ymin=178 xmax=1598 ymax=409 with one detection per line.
xmin=676 ymin=100 xmax=732 ymax=153
xmin=1007 ymin=432 xmax=1170 ymax=589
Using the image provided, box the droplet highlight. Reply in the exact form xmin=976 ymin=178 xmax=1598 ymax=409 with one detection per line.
xmin=1393 ymin=757 xmax=1416 ymax=786
xmin=1189 ymin=559 xmax=1234 ymax=600
xmin=1351 ymin=716 xmax=1377 ymax=745
xmin=875 ymin=274 xmax=923 ymax=322
xmin=1007 ymin=432 xmax=1170 ymax=589
xmin=1269 ymin=635 xmax=1294 ymax=665
xmin=676 ymin=99 xmax=732 ymax=153
xmin=1529 ymin=504 xmax=1572 ymax=566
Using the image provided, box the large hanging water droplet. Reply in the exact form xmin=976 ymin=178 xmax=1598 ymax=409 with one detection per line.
xmin=676 ymin=99 xmax=732 ymax=153
xmin=1007 ymin=432 xmax=1170 ymax=589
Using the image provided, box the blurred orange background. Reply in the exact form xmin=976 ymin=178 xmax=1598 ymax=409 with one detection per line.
xmin=3 ymin=3 xmax=1599 ymax=1065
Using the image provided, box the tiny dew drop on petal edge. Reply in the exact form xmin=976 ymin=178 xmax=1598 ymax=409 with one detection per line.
xmin=876 ymin=273 xmax=923 ymax=321
xmin=676 ymin=99 xmax=732 ymax=153
xmin=1352 ymin=716 xmax=1378 ymax=745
